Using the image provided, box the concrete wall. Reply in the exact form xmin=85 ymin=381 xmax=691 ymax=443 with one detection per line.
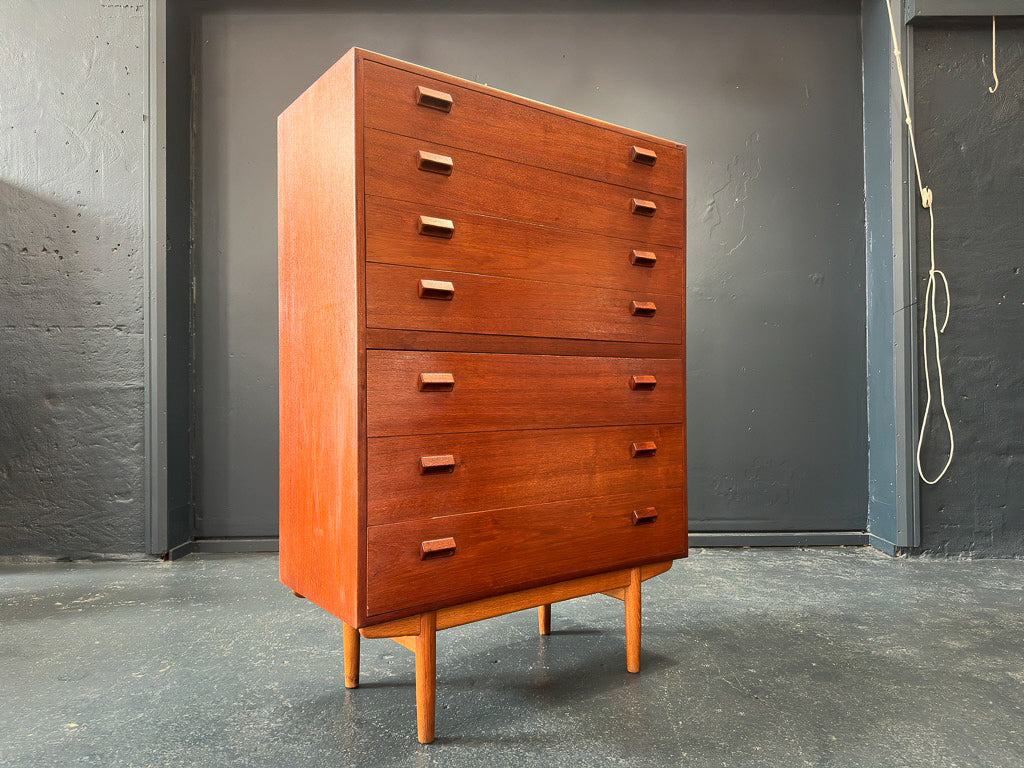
xmin=0 ymin=1 xmax=148 ymax=557
xmin=0 ymin=0 xmax=871 ymax=556
xmin=912 ymin=21 xmax=1024 ymax=557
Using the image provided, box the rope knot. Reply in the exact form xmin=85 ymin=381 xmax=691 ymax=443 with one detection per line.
xmin=921 ymin=186 xmax=933 ymax=208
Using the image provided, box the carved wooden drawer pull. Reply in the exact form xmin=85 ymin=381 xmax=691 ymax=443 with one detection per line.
xmin=630 ymin=300 xmax=657 ymax=316
xmin=417 ymin=150 xmax=454 ymax=175
xmin=418 ymin=279 xmax=455 ymax=300
xmin=420 ymin=454 xmax=456 ymax=473
xmin=630 ymin=441 xmax=658 ymax=457
xmin=630 ymin=198 xmax=658 ymax=217
xmin=420 ymin=536 xmax=457 ymax=559
xmin=632 ymin=507 xmax=659 ymax=525
xmin=631 ymin=146 xmax=658 ymax=166
xmin=630 ymin=374 xmax=657 ymax=390
xmin=415 ymin=85 xmax=453 ymax=112
xmin=630 ymin=249 xmax=657 ymax=267
xmin=417 ymin=372 xmax=455 ymax=391
xmin=418 ymin=215 xmax=455 ymax=239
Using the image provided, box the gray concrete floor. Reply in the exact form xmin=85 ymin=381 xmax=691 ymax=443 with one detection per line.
xmin=2 ymin=548 xmax=1023 ymax=768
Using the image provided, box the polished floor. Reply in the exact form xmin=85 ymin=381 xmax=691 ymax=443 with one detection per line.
xmin=2 ymin=548 xmax=1023 ymax=767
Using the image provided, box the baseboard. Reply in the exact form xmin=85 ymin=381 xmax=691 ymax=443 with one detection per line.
xmin=689 ymin=531 xmax=868 ymax=548
xmin=179 ymin=532 xmax=868 ymax=555
xmin=192 ymin=537 xmax=280 ymax=554
xmin=867 ymin=533 xmax=900 ymax=556
xmin=166 ymin=538 xmax=196 ymax=561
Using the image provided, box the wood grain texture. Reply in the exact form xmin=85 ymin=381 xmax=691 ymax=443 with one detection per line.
xmin=420 ymin=536 xmax=457 ymax=559
xmin=365 ymin=488 xmax=685 ymax=616
xmin=367 ymin=263 xmax=682 ymax=344
xmin=538 ymin=604 xmax=551 ymax=635
xmin=343 ymin=621 xmax=360 ymax=688
xmin=626 ymin=567 xmax=642 ymax=673
xmin=391 ymin=635 xmax=418 ymax=652
xmin=281 ymin=49 xmax=687 ymax=647
xmin=631 ymin=146 xmax=658 ymax=166
xmin=414 ymin=85 xmax=452 ymax=112
xmin=367 ymin=351 xmax=684 ymax=436
xmin=366 ymin=197 xmax=683 ymax=296
xmin=366 ymin=329 xmax=682 ymax=359
xmin=364 ymin=129 xmax=684 ymax=248
xmin=359 ymin=561 xmax=673 ymax=636
xmin=363 ymin=59 xmax=684 ymax=199
xmin=358 ymin=50 xmax=682 ymax=150
xmin=278 ymin=49 xmax=363 ymax=626
xmin=367 ymin=424 xmax=685 ymax=525
xmin=416 ymin=612 xmax=437 ymax=744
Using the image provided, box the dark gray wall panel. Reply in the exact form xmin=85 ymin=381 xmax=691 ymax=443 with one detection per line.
xmin=164 ymin=1 xmax=197 ymax=550
xmin=0 ymin=2 xmax=147 ymax=557
xmin=912 ymin=22 xmax=1024 ymax=557
xmin=192 ymin=0 xmax=867 ymax=537
xmin=863 ymin=0 xmax=900 ymax=547
xmin=864 ymin=0 xmax=921 ymax=552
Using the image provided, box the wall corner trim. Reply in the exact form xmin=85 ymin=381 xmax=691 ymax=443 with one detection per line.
xmin=145 ymin=0 xmax=169 ymax=556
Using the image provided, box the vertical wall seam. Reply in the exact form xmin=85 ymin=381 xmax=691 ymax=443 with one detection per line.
xmin=145 ymin=0 xmax=169 ymax=555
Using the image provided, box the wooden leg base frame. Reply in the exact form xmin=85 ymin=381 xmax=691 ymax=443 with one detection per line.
xmin=343 ymin=562 xmax=671 ymax=743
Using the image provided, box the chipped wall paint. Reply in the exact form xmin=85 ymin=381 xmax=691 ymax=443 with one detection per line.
xmin=912 ymin=22 xmax=1024 ymax=557
xmin=0 ymin=1 xmax=147 ymax=556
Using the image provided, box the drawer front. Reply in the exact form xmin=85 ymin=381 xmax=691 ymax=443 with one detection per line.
xmin=367 ymin=424 xmax=685 ymax=525
xmin=362 ymin=60 xmax=685 ymax=199
xmin=364 ymin=129 xmax=684 ymax=248
xmin=366 ymin=263 xmax=682 ymax=344
xmin=365 ymin=197 xmax=683 ymax=296
xmin=366 ymin=488 xmax=686 ymax=615
xmin=366 ymin=351 xmax=684 ymax=436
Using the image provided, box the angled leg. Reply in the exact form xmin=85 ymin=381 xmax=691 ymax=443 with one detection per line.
xmin=416 ymin=612 xmax=437 ymax=744
xmin=625 ymin=567 xmax=642 ymax=673
xmin=343 ymin=621 xmax=360 ymax=689
xmin=538 ymin=604 xmax=551 ymax=635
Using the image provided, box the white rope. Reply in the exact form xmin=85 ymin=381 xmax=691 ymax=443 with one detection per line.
xmin=884 ymin=0 xmax=955 ymax=484
xmin=989 ymin=16 xmax=1000 ymax=94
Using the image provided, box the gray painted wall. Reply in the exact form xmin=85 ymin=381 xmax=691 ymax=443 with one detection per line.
xmin=912 ymin=21 xmax=1024 ymax=557
xmin=863 ymin=0 xmax=902 ymax=548
xmin=193 ymin=0 xmax=868 ymax=539
xmin=0 ymin=0 xmax=871 ymax=556
xmin=0 ymin=1 xmax=148 ymax=557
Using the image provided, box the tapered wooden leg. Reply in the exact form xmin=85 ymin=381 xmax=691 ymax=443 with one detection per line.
xmin=625 ymin=567 xmax=642 ymax=673
xmin=538 ymin=604 xmax=551 ymax=635
xmin=415 ymin=612 xmax=437 ymax=744
xmin=343 ymin=621 xmax=360 ymax=689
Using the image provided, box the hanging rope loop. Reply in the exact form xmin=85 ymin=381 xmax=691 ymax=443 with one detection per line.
xmin=989 ymin=16 xmax=1000 ymax=94
xmin=884 ymin=0 xmax=955 ymax=484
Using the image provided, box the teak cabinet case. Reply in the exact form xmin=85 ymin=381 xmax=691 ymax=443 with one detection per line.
xmin=278 ymin=47 xmax=687 ymax=743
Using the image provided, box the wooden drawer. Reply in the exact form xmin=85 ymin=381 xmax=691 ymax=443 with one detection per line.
xmin=364 ymin=128 xmax=684 ymax=248
xmin=365 ymin=196 xmax=683 ymax=296
xmin=367 ymin=424 xmax=685 ymax=526
xmin=365 ymin=263 xmax=682 ymax=344
xmin=366 ymin=351 xmax=684 ymax=436
xmin=366 ymin=487 xmax=686 ymax=615
xmin=362 ymin=60 xmax=685 ymax=199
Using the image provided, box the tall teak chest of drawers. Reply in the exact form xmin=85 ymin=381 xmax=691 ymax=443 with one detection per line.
xmin=278 ymin=48 xmax=687 ymax=743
